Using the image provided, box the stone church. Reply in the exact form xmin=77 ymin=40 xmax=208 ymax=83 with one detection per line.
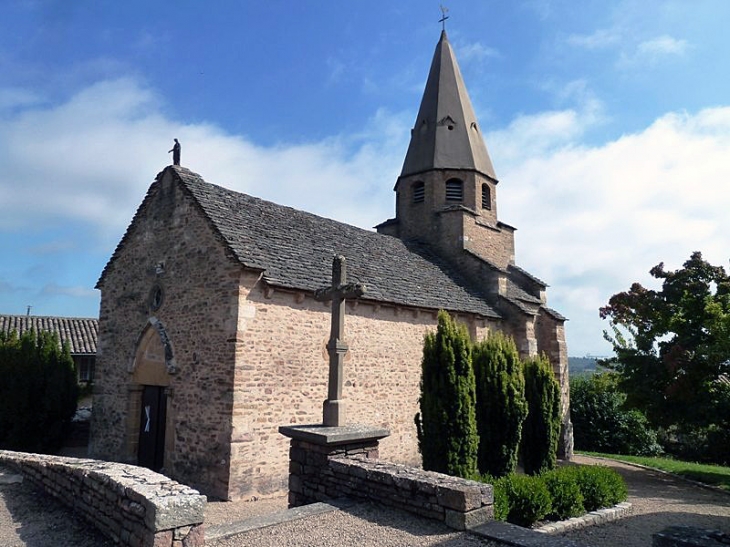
xmin=89 ymin=30 xmax=571 ymax=501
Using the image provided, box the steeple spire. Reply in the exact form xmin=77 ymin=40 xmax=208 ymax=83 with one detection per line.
xmin=400 ymin=31 xmax=496 ymax=180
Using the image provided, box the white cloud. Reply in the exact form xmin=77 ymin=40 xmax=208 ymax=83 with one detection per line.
xmin=486 ymin=94 xmax=604 ymax=167
xmin=498 ymin=106 xmax=730 ymax=355
xmin=637 ymin=35 xmax=689 ymax=56
xmin=567 ymin=28 xmax=622 ymax=49
xmin=41 ymin=283 xmax=97 ymax=299
xmin=6 ymin=77 xmax=730 ymax=357
xmin=619 ymin=35 xmax=690 ymax=67
xmin=0 ymin=88 xmax=45 ymax=110
xmin=566 ymin=26 xmax=690 ymax=70
xmin=0 ymin=78 xmax=408 ymax=245
xmin=456 ymin=41 xmax=500 ymax=63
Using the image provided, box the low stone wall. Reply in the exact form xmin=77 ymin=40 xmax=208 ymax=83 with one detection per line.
xmin=0 ymin=450 xmax=205 ymax=547
xmin=327 ymin=457 xmax=494 ymax=529
xmin=279 ymin=424 xmax=493 ymax=530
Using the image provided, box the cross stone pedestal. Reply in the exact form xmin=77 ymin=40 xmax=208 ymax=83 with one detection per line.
xmin=279 ymin=424 xmax=390 ymax=507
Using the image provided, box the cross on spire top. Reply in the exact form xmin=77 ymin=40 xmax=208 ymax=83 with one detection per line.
xmin=439 ymin=5 xmax=449 ymax=31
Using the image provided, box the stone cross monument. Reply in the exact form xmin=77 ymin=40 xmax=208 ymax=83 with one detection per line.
xmin=314 ymin=255 xmax=366 ymax=426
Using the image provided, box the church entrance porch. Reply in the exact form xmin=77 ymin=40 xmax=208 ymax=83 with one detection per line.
xmin=125 ymin=319 xmax=175 ymax=471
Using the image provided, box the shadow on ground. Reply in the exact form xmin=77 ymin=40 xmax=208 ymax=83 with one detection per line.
xmin=560 ymin=510 xmax=730 ymax=547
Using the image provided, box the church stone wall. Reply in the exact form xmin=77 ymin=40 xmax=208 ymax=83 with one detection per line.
xmin=463 ymin=217 xmax=515 ymax=270
xmin=226 ymin=283 xmax=496 ymax=501
xmin=536 ymin=312 xmax=573 ymax=459
xmin=90 ymin=170 xmax=241 ymax=500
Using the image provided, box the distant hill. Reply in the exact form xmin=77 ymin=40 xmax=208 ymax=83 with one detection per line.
xmin=568 ymin=356 xmax=608 ymax=376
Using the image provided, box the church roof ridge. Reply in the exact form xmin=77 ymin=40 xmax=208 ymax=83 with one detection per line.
xmin=400 ymin=30 xmax=496 ymax=179
xmin=100 ymin=166 xmax=501 ymax=319
xmin=173 ymin=167 xmax=501 ymax=318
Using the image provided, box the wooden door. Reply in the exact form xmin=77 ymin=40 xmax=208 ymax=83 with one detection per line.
xmin=137 ymin=385 xmax=167 ymax=471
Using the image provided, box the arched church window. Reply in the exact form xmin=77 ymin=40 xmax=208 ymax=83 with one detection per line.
xmin=482 ymin=183 xmax=491 ymax=210
xmin=412 ymin=181 xmax=425 ymax=203
xmin=445 ymin=178 xmax=463 ymax=202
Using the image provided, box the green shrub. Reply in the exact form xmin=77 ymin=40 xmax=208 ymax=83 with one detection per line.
xmin=521 ymin=354 xmax=561 ymax=475
xmin=498 ymin=474 xmax=552 ymax=527
xmin=570 ymin=373 xmax=662 ymax=456
xmin=565 ymin=465 xmax=628 ymax=511
xmin=415 ymin=310 xmax=479 ymax=478
xmin=0 ymin=329 xmax=78 ymax=453
xmin=473 ymin=332 xmax=528 ymax=477
xmin=541 ymin=468 xmax=584 ymax=519
xmin=482 ymin=474 xmax=509 ymax=521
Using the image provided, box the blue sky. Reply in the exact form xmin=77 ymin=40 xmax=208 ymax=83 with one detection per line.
xmin=3 ymin=1 xmax=730 ymax=356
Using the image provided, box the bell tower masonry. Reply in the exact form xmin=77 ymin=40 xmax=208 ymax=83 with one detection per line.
xmin=377 ymin=30 xmax=573 ymax=459
xmin=376 ymin=30 xmax=515 ymax=270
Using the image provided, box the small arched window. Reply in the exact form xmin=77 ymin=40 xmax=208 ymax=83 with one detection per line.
xmin=481 ymin=183 xmax=492 ymax=210
xmin=445 ymin=178 xmax=463 ymax=202
xmin=412 ymin=181 xmax=425 ymax=203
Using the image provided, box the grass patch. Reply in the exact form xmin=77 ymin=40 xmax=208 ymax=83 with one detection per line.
xmin=578 ymin=451 xmax=730 ymax=492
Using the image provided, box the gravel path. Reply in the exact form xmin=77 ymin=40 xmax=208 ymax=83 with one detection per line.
xmin=559 ymin=455 xmax=730 ymax=547
xmin=206 ymin=501 xmax=498 ymax=547
xmin=2 ymin=456 xmax=728 ymax=546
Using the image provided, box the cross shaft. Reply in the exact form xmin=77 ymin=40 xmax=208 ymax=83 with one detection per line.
xmin=314 ymin=255 xmax=366 ymax=426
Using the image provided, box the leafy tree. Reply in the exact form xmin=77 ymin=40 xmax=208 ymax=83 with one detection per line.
xmin=521 ymin=354 xmax=561 ymax=475
xmin=0 ymin=329 xmax=78 ymax=453
xmin=599 ymin=252 xmax=730 ymax=430
xmin=570 ymin=373 xmax=662 ymax=456
xmin=415 ymin=310 xmax=479 ymax=478
xmin=472 ymin=331 xmax=527 ymax=477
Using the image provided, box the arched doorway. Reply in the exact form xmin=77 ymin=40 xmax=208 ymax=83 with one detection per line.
xmin=129 ymin=319 xmax=175 ymax=472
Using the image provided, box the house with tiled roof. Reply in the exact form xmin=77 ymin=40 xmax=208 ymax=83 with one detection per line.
xmin=89 ymin=31 xmax=571 ymax=501
xmin=0 ymin=314 xmax=98 ymax=383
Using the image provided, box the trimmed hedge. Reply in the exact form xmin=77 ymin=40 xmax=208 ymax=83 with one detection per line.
xmin=565 ymin=465 xmax=628 ymax=511
xmin=498 ymin=473 xmax=552 ymax=527
xmin=484 ymin=465 xmax=627 ymax=527
xmin=542 ymin=469 xmax=584 ymax=519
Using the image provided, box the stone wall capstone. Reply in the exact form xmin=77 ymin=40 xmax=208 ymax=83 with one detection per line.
xmin=0 ymin=450 xmax=205 ymax=547
xmin=279 ymin=425 xmax=494 ymax=531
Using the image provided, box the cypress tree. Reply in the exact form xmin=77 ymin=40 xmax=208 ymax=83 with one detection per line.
xmin=0 ymin=329 xmax=78 ymax=453
xmin=473 ymin=331 xmax=528 ymax=477
xmin=415 ymin=310 xmax=478 ymax=478
xmin=521 ymin=354 xmax=561 ymax=475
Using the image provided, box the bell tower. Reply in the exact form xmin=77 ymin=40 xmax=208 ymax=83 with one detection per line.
xmin=377 ymin=29 xmax=573 ymax=460
xmin=377 ymin=30 xmax=515 ymax=269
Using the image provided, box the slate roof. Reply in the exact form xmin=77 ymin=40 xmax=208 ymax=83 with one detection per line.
xmin=103 ymin=167 xmax=500 ymax=318
xmin=0 ymin=314 xmax=98 ymax=354
xmin=508 ymin=264 xmax=548 ymax=288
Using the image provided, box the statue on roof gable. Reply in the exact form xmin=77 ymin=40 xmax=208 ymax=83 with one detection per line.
xmin=168 ymin=139 xmax=181 ymax=166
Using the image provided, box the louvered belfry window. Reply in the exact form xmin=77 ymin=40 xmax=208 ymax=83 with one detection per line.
xmin=445 ymin=178 xmax=463 ymax=202
xmin=412 ymin=181 xmax=425 ymax=203
xmin=482 ymin=183 xmax=491 ymax=210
